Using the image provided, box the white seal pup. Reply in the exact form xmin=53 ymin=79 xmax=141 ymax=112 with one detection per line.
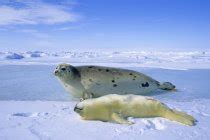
xmin=54 ymin=63 xmax=176 ymax=99
xmin=74 ymin=94 xmax=195 ymax=126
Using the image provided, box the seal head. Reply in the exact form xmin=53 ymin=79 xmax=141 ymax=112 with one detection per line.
xmin=54 ymin=63 xmax=72 ymax=77
xmin=54 ymin=63 xmax=84 ymax=97
xmin=74 ymin=102 xmax=86 ymax=117
xmin=54 ymin=63 xmax=80 ymax=81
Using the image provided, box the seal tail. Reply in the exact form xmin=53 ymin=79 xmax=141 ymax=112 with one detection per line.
xmin=158 ymin=82 xmax=176 ymax=90
xmin=164 ymin=109 xmax=195 ymax=126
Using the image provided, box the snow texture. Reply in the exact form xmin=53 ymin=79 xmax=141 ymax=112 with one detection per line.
xmin=1 ymin=51 xmax=210 ymax=69
xmin=5 ymin=53 xmax=24 ymax=60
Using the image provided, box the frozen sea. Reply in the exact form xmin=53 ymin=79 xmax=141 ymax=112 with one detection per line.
xmin=0 ymin=51 xmax=210 ymax=140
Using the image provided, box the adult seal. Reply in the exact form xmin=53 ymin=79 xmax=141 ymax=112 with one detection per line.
xmin=54 ymin=63 xmax=176 ymax=99
xmin=74 ymin=94 xmax=195 ymax=126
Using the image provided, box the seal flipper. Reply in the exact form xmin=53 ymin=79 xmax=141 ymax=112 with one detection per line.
xmin=111 ymin=113 xmax=134 ymax=125
xmin=158 ymin=82 xmax=176 ymax=90
xmin=164 ymin=109 xmax=195 ymax=126
xmin=160 ymin=105 xmax=195 ymax=126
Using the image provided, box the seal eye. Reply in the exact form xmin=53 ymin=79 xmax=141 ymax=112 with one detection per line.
xmin=61 ymin=68 xmax=66 ymax=71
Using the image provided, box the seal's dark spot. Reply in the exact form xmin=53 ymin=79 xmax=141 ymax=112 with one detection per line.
xmin=134 ymin=76 xmax=137 ymax=78
xmin=89 ymin=79 xmax=93 ymax=82
xmin=142 ymin=82 xmax=149 ymax=87
xmin=71 ymin=67 xmax=81 ymax=78
xmin=98 ymin=69 xmax=102 ymax=71
xmin=129 ymin=73 xmax=133 ymax=75
xmin=88 ymin=66 xmax=93 ymax=68
xmin=111 ymin=80 xmax=115 ymax=83
xmin=61 ymin=68 xmax=66 ymax=71
xmin=113 ymin=84 xmax=117 ymax=87
xmin=106 ymin=69 xmax=110 ymax=72
xmin=96 ymin=82 xmax=100 ymax=85
xmin=133 ymin=78 xmax=135 ymax=80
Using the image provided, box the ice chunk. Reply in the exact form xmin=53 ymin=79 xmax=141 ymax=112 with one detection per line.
xmin=5 ymin=53 xmax=24 ymax=59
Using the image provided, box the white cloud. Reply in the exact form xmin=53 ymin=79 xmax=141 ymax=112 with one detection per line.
xmin=0 ymin=1 xmax=78 ymax=25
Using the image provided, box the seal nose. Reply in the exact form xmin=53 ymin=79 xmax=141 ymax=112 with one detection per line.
xmin=74 ymin=106 xmax=76 ymax=111
xmin=54 ymin=70 xmax=58 ymax=75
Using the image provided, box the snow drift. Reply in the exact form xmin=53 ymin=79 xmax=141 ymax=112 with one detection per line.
xmin=0 ymin=51 xmax=210 ymax=69
xmin=5 ymin=53 xmax=24 ymax=60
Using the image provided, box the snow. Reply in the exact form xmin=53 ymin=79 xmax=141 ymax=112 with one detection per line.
xmin=23 ymin=51 xmax=47 ymax=58
xmin=1 ymin=51 xmax=210 ymax=69
xmin=0 ymin=60 xmax=210 ymax=139
xmin=5 ymin=53 xmax=24 ymax=60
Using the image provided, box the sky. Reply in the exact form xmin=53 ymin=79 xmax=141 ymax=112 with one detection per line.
xmin=0 ymin=0 xmax=210 ymax=52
